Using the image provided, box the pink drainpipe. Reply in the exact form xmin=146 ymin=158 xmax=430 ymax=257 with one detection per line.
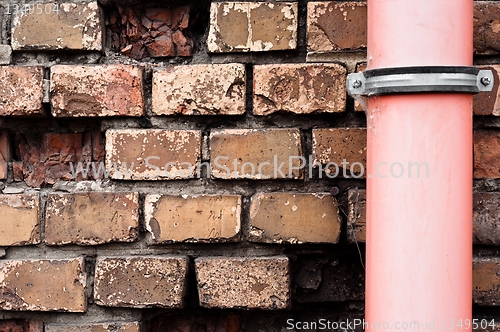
xmin=362 ymin=0 xmax=482 ymax=329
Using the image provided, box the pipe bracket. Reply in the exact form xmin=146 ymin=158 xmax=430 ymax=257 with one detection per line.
xmin=347 ymin=66 xmax=494 ymax=96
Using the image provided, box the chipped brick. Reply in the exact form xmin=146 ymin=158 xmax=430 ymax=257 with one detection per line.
xmin=307 ymin=2 xmax=367 ymax=52
xmin=11 ymin=2 xmax=103 ymax=51
xmin=0 ymin=66 xmax=44 ymax=116
xmin=195 ymin=257 xmax=290 ymax=309
xmin=0 ymin=258 xmax=86 ymax=312
xmin=50 ymin=65 xmax=144 ymax=117
xmin=208 ymin=2 xmax=297 ymax=52
xmin=94 ymin=256 xmax=188 ymax=308
xmin=144 ymin=194 xmax=241 ymax=243
xmin=253 ymin=64 xmax=346 ymax=115
xmin=152 ymin=64 xmax=246 ymax=115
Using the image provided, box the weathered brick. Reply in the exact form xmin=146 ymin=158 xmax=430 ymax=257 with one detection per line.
xmin=45 ymin=192 xmax=139 ymax=246
xmin=307 ymin=2 xmax=367 ymax=52
xmin=0 ymin=66 xmax=44 ymax=116
xmin=145 ymin=194 xmax=241 ymax=243
xmin=253 ymin=64 xmax=346 ymax=115
xmin=50 ymin=65 xmax=144 ymax=117
xmin=474 ymin=65 xmax=500 ymax=115
xmin=16 ymin=132 xmax=105 ymax=187
xmin=474 ymin=258 xmax=500 ymax=306
xmin=474 ymin=130 xmax=500 ymax=178
xmin=195 ymin=257 xmax=290 ymax=309
xmin=110 ymin=6 xmax=194 ymax=59
xmin=0 ymin=131 xmax=10 ymax=180
xmin=106 ymin=129 xmax=201 ymax=180
xmin=12 ymin=161 xmax=23 ymax=182
xmin=11 ymin=2 xmax=103 ymax=51
xmin=207 ymin=2 xmax=298 ymax=52
xmin=474 ymin=192 xmax=500 ymax=245
xmin=312 ymin=128 xmax=367 ymax=177
xmin=152 ymin=64 xmax=246 ymax=115
xmin=0 ymin=320 xmax=43 ymax=332
xmin=210 ymin=129 xmax=303 ymax=179
xmin=474 ymin=2 xmax=500 ymax=55
xmin=0 ymin=194 xmax=40 ymax=246
xmin=347 ymin=189 xmax=366 ymax=243
xmin=0 ymin=258 xmax=86 ymax=312
xmin=45 ymin=322 xmax=140 ymax=332
xmin=249 ymin=192 xmax=342 ymax=244
xmin=94 ymin=256 xmax=188 ymax=308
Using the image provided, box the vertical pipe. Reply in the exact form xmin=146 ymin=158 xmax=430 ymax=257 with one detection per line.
xmin=366 ymin=0 xmax=473 ymax=330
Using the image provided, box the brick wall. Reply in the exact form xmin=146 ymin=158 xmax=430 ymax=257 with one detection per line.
xmin=0 ymin=0 xmax=498 ymax=331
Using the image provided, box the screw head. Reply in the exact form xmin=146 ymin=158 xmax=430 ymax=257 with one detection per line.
xmin=352 ymin=80 xmax=362 ymax=89
xmin=481 ymin=76 xmax=491 ymax=86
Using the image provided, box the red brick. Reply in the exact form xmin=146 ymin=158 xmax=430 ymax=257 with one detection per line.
xmin=249 ymin=192 xmax=342 ymax=244
xmin=312 ymin=128 xmax=367 ymax=177
xmin=45 ymin=322 xmax=140 ymax=332
xmin=210 ymin=129 xmax=303 ymax=179
xmin=94 ymin=256 xmax=188 ymax=308
xmin=474 ymin=2 xmax=500 ymax=55
xmin=45 ymin=192 xmax=139 ymax=246
xmin=208 ymin=2 xmax=297 ymax=52
xmin=144 ymin=194 xmax=241 ymax=243
xmin=105 ymin=129 xmax=201 ymax=180
xmin=16 ymin=133 xmax=98 ymax=187
xmin=473 ymin=258 xmax=500 ymax=306
xmin=50 ymin=65 xmax=144 ymax=117
xmin=11 ymin=2 xmax=103 ymax=51
xmin=253 ymin=64 xmax=346 ymax=115
xmin=0 ymin=131 xmax=10 ymax=180
xmin=12 ymin=161 xmax=23 ymax=182
xmin=0 ymin=258 xmax=86 ymax=312
xmin=152 ymin=64 xmax=246 ymax=115
xmin=0 ymin=194 xmax=40 ymax=246
xmin=474 ymin=130 xmax=500 ymax=178
xmin=195 ymin=257 xmax=290 ymax=309
xmin=0 ymin=66 xmax=44 ymax=116
xmin=307 ymin=2 xmax=367 ymax=52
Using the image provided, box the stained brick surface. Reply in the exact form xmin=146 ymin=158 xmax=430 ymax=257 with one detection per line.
xmin=50 ymin=65 xmax=144 ymax=117
xmin=210 ymin=129 xmax=303 ymax=179
xmin=474 ymin=130 xmax=500 ymax=178
xmin=94 ymin=256 xmax=188 ymax=308
xmin=208 ymin=2 xmax=297 ymax=52
xmin=0 ymin=66 xmax=44 ymax=116
xmin=45 ymin=322 xmax=140 ymax=332
xmin=195 ymin=257 xmax=290 ymax=309
xmin=153 ymin=64 xmax=246 ymax=115
xmin=45 ymin=192 xmax=139 ymax=245
xmin=307 ymin=2 xmax=367 ymax=52
xmin=11 ymin=2 xmax=103 ymax=51
xmin=0 ymin=258 xmax=86 ymax=312
xmin=0 ymin=194 xmax=40 ymax=246
xmin=474 ymin=258 xmax=500 ymax=306
xmin=145 ymin=194 xmax=241 ymax=243
xmin=312 ymin=128 xmax=367 ymax=177
xmin=253 ymin=64 xmax=346 ymax=115
xmin=249 ymin=192 xmax=342 ymax=244
xmin=105 ymin=129 xmax=201 ymax=180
